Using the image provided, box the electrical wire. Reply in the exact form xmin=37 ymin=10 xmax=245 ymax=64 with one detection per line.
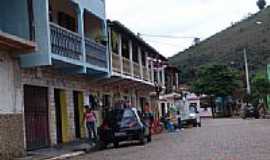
xmin=139 ymin=33 xmax=199 ymax=39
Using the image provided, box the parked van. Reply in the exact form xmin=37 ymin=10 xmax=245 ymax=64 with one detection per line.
xmin=176 ymin=98 xmax=201 ymax=127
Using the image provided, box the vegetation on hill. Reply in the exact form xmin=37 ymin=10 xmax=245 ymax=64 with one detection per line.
xmin=169 ymin=7 xmax=270 ymax=83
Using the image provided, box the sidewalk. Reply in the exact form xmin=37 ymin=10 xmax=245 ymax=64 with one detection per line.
xmin=16 ymin=139 xmax=95 ymax=160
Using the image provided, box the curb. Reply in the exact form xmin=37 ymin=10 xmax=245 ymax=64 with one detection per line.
xmin=44 ymin=151 xmax=86 ymax=160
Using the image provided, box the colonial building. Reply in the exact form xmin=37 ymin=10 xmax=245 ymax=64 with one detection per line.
xmin=159 ymin=66 xmax=180 ymax=117
xmin=102 ymin=20 xmax=167 ymax=113
xmin=0 ymin=0 xmax=108 ymax=159
xmin=0 ymin=1 xmax=169 ymax=159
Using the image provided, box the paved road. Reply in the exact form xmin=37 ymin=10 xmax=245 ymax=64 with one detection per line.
xmin=71 ymin=119 xmax=270 ymax=160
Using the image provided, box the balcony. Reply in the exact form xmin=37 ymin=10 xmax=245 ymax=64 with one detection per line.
xmin=112 ymin=52 xmax=121 ymax=73
xmin=85 ymin=37 xmax=107 ymax=68
xmin=123 ymin=57 xmax=131 ymax=76
xmin=143 ymin=66 xmax=149 ymax=81
xmin=133 ymin=62 xmax=141 ymax=78
xmin=50 ymin=23 xmax=82 ymax=61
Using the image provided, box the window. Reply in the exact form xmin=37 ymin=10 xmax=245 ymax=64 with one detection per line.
xmin=111 ymin=31 xmax=119 ymax=53
xmin=141 ymin=50 xmax=146 ymax=66
xmin=122 ymin=36 xmax=129 ymax=59
xmin=132 ymin=43 xmax=139 ymax=63
xmin=58 ymin=12 xmax=77 ymax=32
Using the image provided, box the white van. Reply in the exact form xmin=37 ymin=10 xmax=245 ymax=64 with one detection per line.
xmin=176 ymin=99 xmax=201 ymax=127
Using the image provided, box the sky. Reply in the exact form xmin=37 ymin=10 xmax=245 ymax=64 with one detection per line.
xmin=106 ymin=0 xmax=268 ymax=58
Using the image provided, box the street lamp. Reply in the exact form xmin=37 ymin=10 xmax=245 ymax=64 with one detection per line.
xmin=243 ymin=21 xmax=263 ymax=96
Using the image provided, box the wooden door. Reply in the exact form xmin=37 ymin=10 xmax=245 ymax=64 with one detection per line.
xmin=54 ymin=89 xmax=69 ymax=143
xmin=24 ymin=85 xmax=49 ymax=150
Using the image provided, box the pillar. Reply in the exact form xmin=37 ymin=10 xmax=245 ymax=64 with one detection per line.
xmin=118 ymin=34 xmax=123 ymax=75
xmin=129 ymin=40 xmax=134 ymax=77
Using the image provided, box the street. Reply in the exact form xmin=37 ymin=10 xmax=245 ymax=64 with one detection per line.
xmin=71 ymin=119 xmax=270 ymax=160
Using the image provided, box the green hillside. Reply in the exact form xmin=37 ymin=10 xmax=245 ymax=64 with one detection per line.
xmin=170 ymin=7 xmax=270 ymax=83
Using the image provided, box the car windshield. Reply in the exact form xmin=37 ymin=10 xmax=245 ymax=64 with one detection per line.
xmin=189 ymin=107 xmax=196 ymax=113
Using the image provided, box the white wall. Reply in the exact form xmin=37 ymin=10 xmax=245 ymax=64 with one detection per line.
xmin=0 ymin=51 xmax=22 ymax=113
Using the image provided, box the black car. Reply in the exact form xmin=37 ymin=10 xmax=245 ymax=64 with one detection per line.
xmin=98 ymin=108 xmax=151 ymax=148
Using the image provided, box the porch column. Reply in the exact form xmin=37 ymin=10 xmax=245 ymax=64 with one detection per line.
xmin=162 ymin=67 xmax=165 ymax=87
xmin=129 ymin=40 xmax=134 ymax=77
xmin=76 ymin=6 xmax=86 ymax=73
xmin=176 ymin=73 xmax=179 ymax=89
xmin=151 ymin=60 xmax=154 ymax=83
xmin=138 ymin=47 xmax=143 ymax=79
xmin=108 ymin=27 xmax=113 ymax=74
xmin=145 ymin=52 xmax=149 ymax=81
xmin=157 ymin=69 xmax=161 ymax=85
xmin=118 ymin=34 xmax=123 ymax=75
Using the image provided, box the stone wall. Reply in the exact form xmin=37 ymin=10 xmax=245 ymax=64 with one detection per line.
xmin=0 ymin=114 xmax=25 ymax=160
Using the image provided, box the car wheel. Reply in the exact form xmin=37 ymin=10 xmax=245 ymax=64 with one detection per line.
xmin=193 ymin=122 xmax=197 ymax=127
xmin=147 ymin=134 xmax=152 ymax=142
xmin=113 ymin=141 xmax=119 ymax=148
xmin=139 ymin=133 xmax=146 ymax=145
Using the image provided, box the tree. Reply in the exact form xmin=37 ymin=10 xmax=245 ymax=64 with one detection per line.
xmin=251 ymin=72 xmax=270 ymax=113
xmin=192 ymin=65 xmax=240 ymax=97
xmin=257 ymin=0 xmax=266 ymax=10
xmin=191 ymin=65 xmax=240 ymax=117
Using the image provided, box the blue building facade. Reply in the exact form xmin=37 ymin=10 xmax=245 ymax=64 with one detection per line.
xmin=15 ymin=0 xmax=109 ymax=76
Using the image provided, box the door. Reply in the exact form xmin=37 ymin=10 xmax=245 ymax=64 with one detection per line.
xmin=24 ymin=85 xmax=49 ymax=150
xmin=73 ymin=91 xmax=84 ymax=138
xmin=161 ymin=103 xmax=166 ymax=117
xmin=54 ymin=89 xmax=69 ymax=144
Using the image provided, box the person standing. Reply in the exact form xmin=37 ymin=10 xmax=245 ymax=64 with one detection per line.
xmin=176 ymin=111 xmax=182 ymax=130
xmin=82 ymin=105 xmax=97 ymax=144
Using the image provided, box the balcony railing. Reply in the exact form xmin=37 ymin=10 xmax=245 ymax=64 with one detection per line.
xmin=123 ymin=57 xmax=131 ymax=76
xmin=133 ymin=62 xmax=141 ymax=78
xmin=50 ymin=23 xmax=82 ymax=60
xmin=143 ymin=66 xmax=149 ymax=81
xmin=85 ymin=37 xmax=107 ymax=68
xmin=112 ymin=52 xmax=121 ymax=73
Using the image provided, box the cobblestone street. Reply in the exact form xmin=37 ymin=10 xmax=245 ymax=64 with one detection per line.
xmin=70 ymin=119 xmax=270 ymax=160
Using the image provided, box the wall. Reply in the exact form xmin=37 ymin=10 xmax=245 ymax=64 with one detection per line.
xmin=0 ymin=51 xmax=22 ymax=114
xmin=0 ymin=51 xmax=25 ymax=159
xmin=0 ymin=0 xmax=30 ymax=39
xmin=0 ymin=114 xmax=25 ymax=159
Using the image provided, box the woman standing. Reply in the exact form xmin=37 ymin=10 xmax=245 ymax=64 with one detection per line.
xmin=82 ymin=105 xmax=97 ymax=144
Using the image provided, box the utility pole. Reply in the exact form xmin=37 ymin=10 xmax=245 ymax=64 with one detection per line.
xmin=244 ymin=48 xmax=251 ymax=95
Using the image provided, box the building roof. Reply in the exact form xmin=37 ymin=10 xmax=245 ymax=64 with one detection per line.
xmin=108 ymin=20 xmax=167 ymax=61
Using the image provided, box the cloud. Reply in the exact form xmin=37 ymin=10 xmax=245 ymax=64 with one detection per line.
xmin=106 ymin=0 xmax=266 ymax=57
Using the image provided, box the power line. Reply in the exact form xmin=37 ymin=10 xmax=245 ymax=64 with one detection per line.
xmin=145 ymin=39 xmax=181 ymax=47
xmin=139 ymin=33 xmax=199 ymax=39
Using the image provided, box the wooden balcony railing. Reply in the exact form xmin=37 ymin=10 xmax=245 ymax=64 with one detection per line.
xmin=112 ymin=52 xmax=121 ymax=73
xmin=133 ymin=62 xmax=141 ymax=78
xmin=122 ymin=57 xmax=131 ymax=76
xmin=85 ymin=37 xmax=107 ymax=68
xmin=50 ymin=23 xmax=82 ymax=60
xmin=143 ymin=66 xmax=149 ymax=81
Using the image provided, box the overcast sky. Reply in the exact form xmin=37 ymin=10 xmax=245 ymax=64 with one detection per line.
xmin=106 ymin=0 xmax=268 ymax=58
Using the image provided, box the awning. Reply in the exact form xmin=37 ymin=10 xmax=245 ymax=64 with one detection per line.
xmin=159 ymin=92 xmax=181 ymax=100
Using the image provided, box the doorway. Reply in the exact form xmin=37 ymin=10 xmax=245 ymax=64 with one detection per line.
xmin=54 ymin=89 xmax=69 ymax=144
xmin=73 ymin=91 xmax=84 ymax=139
xmin=24 ymin=85 xmax=49 ymax=150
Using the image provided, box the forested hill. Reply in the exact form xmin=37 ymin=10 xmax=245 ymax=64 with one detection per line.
xmin=169 ymin=6 xmax=270 ymax=83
